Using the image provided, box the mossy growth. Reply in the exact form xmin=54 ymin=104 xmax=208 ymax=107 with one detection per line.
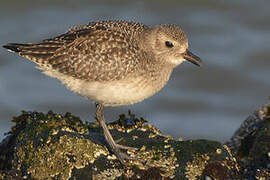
xmin=9 ymin=111 xmax=109 ymax=179
xmin=0 ymin=111 xmax=241 ymax=179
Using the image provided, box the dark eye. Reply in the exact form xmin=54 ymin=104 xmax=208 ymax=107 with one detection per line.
xmin=165 ymin=41 xmax=174 ymax=48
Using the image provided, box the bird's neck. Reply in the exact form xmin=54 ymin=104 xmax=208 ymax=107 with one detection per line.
xmin=137 ymin=29 xmax=155 ymax=52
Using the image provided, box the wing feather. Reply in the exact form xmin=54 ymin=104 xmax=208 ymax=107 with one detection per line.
xmin=48 ymin=29 xmax=143 ymax=81
xmin=3 ymin=20 xmax=148 ymax=81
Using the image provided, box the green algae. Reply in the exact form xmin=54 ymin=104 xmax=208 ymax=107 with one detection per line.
xmin=10 ymin=111 xmax=108 ymax=179
xmin=1 ymin=102 xmax=269 ymax=179
xmin=0 ymin=111 xmax=242 ymax=179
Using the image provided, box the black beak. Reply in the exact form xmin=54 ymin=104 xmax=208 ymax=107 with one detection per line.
xmin=183 ymin=49 xmax=202 ymax=67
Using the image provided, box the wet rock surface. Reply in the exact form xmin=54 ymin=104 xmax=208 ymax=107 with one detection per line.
xmin=0 ymin=102 xmax=269 ymax=179
xmin=226 ymin=101 xmax=270 ymax=179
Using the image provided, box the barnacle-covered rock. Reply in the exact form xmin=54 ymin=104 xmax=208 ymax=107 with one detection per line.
xmin=0 ymin=111 xmax=241 ymax=179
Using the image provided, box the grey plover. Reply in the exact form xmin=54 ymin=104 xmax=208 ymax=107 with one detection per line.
xmin=3 ymin=20 xmax=202 ymax=164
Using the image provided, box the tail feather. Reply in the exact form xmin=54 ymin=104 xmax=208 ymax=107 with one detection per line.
xmin=3 ymin=42 xmax=62 ymax=65
xmin=3 ymin=43 xmax=61 ymax=53
xmin=3 ymin=43 xmax=24 ymax=53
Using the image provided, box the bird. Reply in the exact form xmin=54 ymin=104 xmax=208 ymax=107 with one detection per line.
xmin=3 ymin=20 xmax=202 ymax=164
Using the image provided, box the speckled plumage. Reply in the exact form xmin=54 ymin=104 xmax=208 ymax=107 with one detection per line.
xmin=3 ymin=20 xmax=199 ymax=106
xmin=4 ymin=20 xmax=202 ymax=164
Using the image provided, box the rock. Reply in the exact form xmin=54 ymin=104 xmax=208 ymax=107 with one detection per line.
xmin=226 ymin=101 xmax=270 ymax=179
xmin=0 ymin=110 xmax=239 ymax=179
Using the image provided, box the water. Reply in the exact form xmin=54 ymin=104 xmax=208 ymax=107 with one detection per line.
xmin=0 ymin=0 xmax=269 ymax=142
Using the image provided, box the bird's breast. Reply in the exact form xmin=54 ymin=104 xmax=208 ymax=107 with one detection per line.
xmin=43 ymin=68 xmax=172 ymax=107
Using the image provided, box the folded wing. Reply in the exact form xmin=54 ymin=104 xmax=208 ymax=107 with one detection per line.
xmin=3 ymin=23 xmax=145 ymax=81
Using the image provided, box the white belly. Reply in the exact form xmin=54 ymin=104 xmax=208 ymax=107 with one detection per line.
xmin=43 ymin=70 xmax=167 ymax=106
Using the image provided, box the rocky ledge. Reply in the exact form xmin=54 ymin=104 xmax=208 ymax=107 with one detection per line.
xmin=0 ymin=101 xmax=269 ymax=179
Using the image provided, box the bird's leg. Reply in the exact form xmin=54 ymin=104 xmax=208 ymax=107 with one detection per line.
xmin=95 ymin=103 xmax=134 ymax=164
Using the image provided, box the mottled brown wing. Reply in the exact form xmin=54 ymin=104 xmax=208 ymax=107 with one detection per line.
xmin=2 ymin=28 xmax=95 ymax=66
xmin=48 ymin=29 xmax=143 ymax=81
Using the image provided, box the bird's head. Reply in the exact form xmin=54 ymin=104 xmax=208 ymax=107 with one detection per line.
xmin=145 ymin=24 xmax=202 ymax=67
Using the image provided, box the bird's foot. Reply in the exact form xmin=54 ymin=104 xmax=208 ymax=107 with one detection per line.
xmin=95 ymin=103 xmax=138 ymax=165
xmin=115 ymin=143 xmax=138 ymax=151
xmin=110 ymin=144 xmax=138 ymax=165
xmin=115 ymin=138 xmax=138 ymax=150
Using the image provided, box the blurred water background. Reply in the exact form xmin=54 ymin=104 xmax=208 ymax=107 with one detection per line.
xmin=0 ymin=0 xmax=269 ymax=142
